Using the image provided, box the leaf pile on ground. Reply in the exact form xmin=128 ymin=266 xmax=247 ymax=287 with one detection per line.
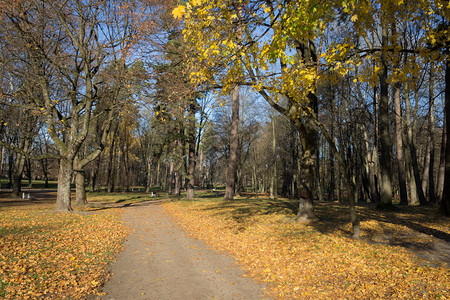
xmin=0 ymin=202 xmax=127 ymax=299
xmin=163 ymin=198 xmax=449 ymax=299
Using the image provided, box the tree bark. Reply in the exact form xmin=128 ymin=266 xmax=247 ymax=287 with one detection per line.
xmin=377 ymin=19 xmax=393 ymax=207
xmin=56 ymin=156 xmax=73 ymax=212
xmin=328 ymin=90 xmax=336 ymax=202
xmin=439 ymin=58 xmax=450 ymax=216
xmin=146 ymin=159 xmax=152 ymax=193
xmin=394 ymin=82 xmax=408 ymax=205
xmin=186 ymin=101 xmax=197 ymax=199
xmin=224 ymin=85 xmax=240 ymax=200
xmin=11 ymin=134 xmax=32 ymax=198
xmin=436 ymin=110 xmax=446 ymax=204
xmin=427 ymin=67 xmax=436 ymax=203
xmin=293 ymin=94 xmax=319 ymax=221
xmin=315 ymin=147 xmax=324 ymax=202
xmin=75 ymin=170 xmax=87 ymax=206
xmin=271 ymin=111 xmax=278 ymax=200
xmin=174 ymin=171 xmax=181 ymax=196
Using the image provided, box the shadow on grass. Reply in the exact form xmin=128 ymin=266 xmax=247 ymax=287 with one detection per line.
xmin=188 ymin=196 xmax=449 ymax=265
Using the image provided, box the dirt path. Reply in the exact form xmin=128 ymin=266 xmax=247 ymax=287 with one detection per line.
xmin=101 ymin=201 xmax=268 ymax=300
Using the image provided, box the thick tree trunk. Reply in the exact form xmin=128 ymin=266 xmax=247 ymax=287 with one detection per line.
xmin=377 ymin=20 xmax=393 ymax=207
xmin=294 ymin=96 xmax=319 ymax=222
xmin=75 ymin=170 xmax=87 ymax=206
xmin=224 ymin=85 xmax=240 ymax=200
xmin=56 ymin=156 xmax=73 ymax=212
xmin=394 ymin=83 xmax=408 ymax=205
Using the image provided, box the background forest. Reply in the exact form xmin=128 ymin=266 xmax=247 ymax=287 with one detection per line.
xmin=0 ymin=0 xmax=449 ymax=232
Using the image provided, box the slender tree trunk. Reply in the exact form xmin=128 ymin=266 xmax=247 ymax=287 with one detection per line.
xmin=106 ymin=139 xmax=115 ymax=193
xmin=328 ymin=91 xmax=336 ymax=202
xmin=75 ymin=170 xmax=87 ymax=205
xmin=436 ymin=111 xmax=446 ymax=204
xmin=422 ymin=140 xmax=431 ymax=199
xmin=315 ymin=148 xmax=324 ymax=202
xmin=168 ymin=160 xmax=174 ymax=194
xmin=394 ymin=82 xmax=408 ymax=204
xmin=427 ymin=67 xmax=436 ymax=203
xmin=439 ymin=57 xmax=450 ymax=216
xmin=272 ymin=112 xmax=278 ymax=200
xmin=377 ymin=19 xmax=393 ymax=207
xmin=156 ymin=162 xmax=160 ymax=189
xmin=56 ymin=156 xmax=73 ymax=211
xmin=146 ymin=159 xmax=152 ymax=193
xmin=42 ymin=159 xmax=49 ymax=188
xmin=11 ymin=139 xmax=31 ymax=198
xmin=373 ymin=85 xmax=381 ymax=203
xmin=186 ymin=101 xmax=197 ymax=199
xmin=199 ymin=149 xmax=204 ymax=188
xmin=224 ymin=85 xmax=240 ymax=200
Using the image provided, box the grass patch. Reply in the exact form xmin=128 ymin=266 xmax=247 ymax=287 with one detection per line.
xmin=163 ymin=196 xmax=449 ymax=299
xmin=0 ymin=178 xmax=59 ymax=190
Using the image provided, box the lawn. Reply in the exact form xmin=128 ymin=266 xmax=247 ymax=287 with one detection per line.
xmin=0 ymin=193 xmax=133 ymax=299
xmin=163 ymin=196 xmax=450 ymax=299
xmin=0 ymin=190 xmax=448 ymax=299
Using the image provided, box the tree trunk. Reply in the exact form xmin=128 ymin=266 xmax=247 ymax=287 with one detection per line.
xmin=224 ymin=85 xmax=240 ymax=200
xmin=405 ymin=89 xmax=427 ymax=205
xmin=315 ymin=147 xmax=324 ymax=202
xmin=422 ymin=140 xmax=431 ymax=200
xmin=174 ymin=171 xmax=181 ymax=196
xmin=186 ymin=101 xmax=197 ymax=200
xmin=439 ymin=57 xmax=450 ymax=216
xmin=272 ymin=111 xmax=278 ymax=200
xmin=436 ymin=111 xmax=446 ymax=204
xmin=427 ymin=67 xmax=436 ymax=203
xmin=294 ymin=99 xmax=319 ymax=221
xmin=56 ymin=156 xmax=73 ymax=211
xmin=199 ymin=149 xmax=204 ymax=188
xmin=394 ymin=82 xmax=408 ymax=204
xmin=75 ymin=170 xmax=87 ymax=206
xmin=377 ymin=19 xmax=393 ymax=207
xmin=328 ymin=90 xmax=336 ymax=201
xmin=146 ymin=159 xmax=152 ymax=193
xmin=106 ymin=139 xmax=115 ymax=193
xmin=11 ymin=140 xmax=31 ymax=198
xmin=156 ymin=161 xmax=160 ymax=189
xmin=168 ymin=160 xmax=174 ymax=194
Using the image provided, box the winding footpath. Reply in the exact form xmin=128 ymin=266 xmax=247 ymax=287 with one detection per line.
xmin=101 ymin=201 xmax=267 ymax=300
